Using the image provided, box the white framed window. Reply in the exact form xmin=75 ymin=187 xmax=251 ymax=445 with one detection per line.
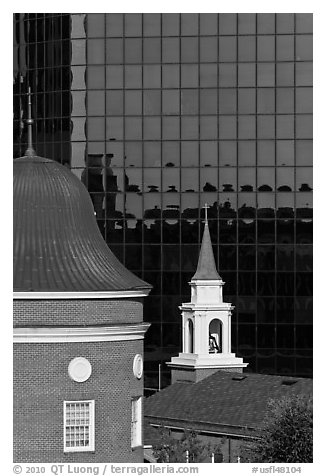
xmin=131 ymin=396 xmax=142 ymax=448
xmin=64 ymin=400 xmax=95 ymax=452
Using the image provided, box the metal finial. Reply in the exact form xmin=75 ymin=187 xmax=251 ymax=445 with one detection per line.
xmin=25 ymin=86 xmax=36 ymax=157
xmin=204 ymin=203 xmax=209 ymax=224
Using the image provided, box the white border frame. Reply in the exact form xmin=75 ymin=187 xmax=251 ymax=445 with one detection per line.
xmin=63 ymin=400 xmax=95 ymax=453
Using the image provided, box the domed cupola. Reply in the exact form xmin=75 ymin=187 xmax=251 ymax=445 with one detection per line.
xmin=13 ymin=92 xmax=150 ymax=294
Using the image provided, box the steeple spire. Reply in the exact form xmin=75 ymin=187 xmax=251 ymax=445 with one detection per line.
xmin=192 ymin=204 xmax=221 ymax=280
xmin=24 ymin=87 xmax=36 ymax=157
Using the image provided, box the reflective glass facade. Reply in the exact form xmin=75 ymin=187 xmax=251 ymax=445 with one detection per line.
xmin=13 ymin=13 xmax=313 ymax=388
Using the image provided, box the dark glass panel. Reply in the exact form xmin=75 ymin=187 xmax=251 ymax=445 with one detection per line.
xmin=200 ymin=89 xmax=218 ymax=114
xmin=295 ymin=325 xmax=313 ymax=349
xmin=181 ymin=117 xmax=198 ymax=140
xmin=124 ymin=90 xmax=142 ymax=115
xmin=181 ymin=169 xmax=199 ymax=192
xmin=296 ymin=87 xmax=313 ymax=113
xmin=295 ymin=297 xmax=313 ymax=324
xmin=200 ymin=142 xmax=218 ymax=167
xmin=143 ymin=90 xmax=161 ymax=115
xmin=162 ymin=220 xmax=180 ymax=244
xmin=163 ymin=167 xmax=180 ymax=192
xmin=181 ymin=220 xmax=200 ymax=243
xmin=106 ymin=13 xmax=123 ymax=37
xmin=125 ymin=244 xmax=142 ymax=270
xmin=143 ymin=38 xmax=161 ymax=63
xmin=219 ymin=195 xmax=237 ymax=219
xmin=257 ymin=116 xmax=275 ymax=139
xmin=276 ymin=245 xmax=294 ymax=271
xmin=222 ymin=272 xmax=237 ymax=295
xmin=296 ymin=35 xmax=313 ymax=61
xmin=144 ymin=245 xmax=161 ymax=271
xmin=162 ymin=117 xmax=180 ymax=140
xmin=277 ymin=36 xmax=294 ymax=61
xmin=257 ymin=63 xmax=275 ymax=87
xmin=238 ymin=116 xmax=256 ymax=140
xmin=219 ymin=90 xmax=236 ymax=114
xmin=219 ymin=36 xmax=236 ymax=62
xmin=296 ymin=63 xmax=313 ymax=87
xmin=238 ymin=272 xmax=256 ymax=295
xmin=238 ymin=13 xmax=256 ymax=34
xmin=277 ymin=62 xmax=294 ymax=86
xmin=277 ymin=325 xmax=294 ymax=349
xmin=162 ymin=13 xmax=180 ymax=36
xmin=277 ymin=272 xmax=294 ymax=296
xmin=257 ymin=245 xmax=275 ymax=270
xmin=237 ymin=297 xmax=256 ymax=324
xmin=124 ymin=65 xmax=142 ymax=89
xmin=258 ymin=220 xmax=275 ymax=243
xmin=238 ymin=89 xmax=256 ymax=114
xmin=88 ymin=90 xmax=105 ymax=116
xmin=125 ymin=38 xmax=142 ymax=64
xmin=257 ymin=13 xmax=275 ymax=34
xmin=257 ymin=88 xmax=275 ymax=114
xmin=162 ymin=245 xmax=180 ymax=271
xmin=125 ymin=117 xmax=142 ymax=140
xmin=238 ymin=324 xmax=256 ymax=350
xmin=181 ymin=244 xmax=200 ymax=271
xmin=238 ymin=245 xmax=256 ymax=270
xmin=257 ymin=297 xmax=275 ymax=323
xmin=296 ymin=115 xmax=313 ymax=139
xmin=257 ymin=324 xmax=275 ymax=348
xmin=276 ymin=13 xmax=294 ymax=33
xmin=200 ymin=13 xmax=218 ymax=35
xmin=219 ymin=13 xmax=237 ymax=35
xmin=219 ymin=64 xmax=237 ymax=87
xmin=162 ymin=142 xmax=180 ymax=167
xmin=219 ymin=245 xmax=237 ymax=270
xmin=219 ymin=116 xmax=237 ymax=140
xmin=257 ymin=36 xmax=275 ymax=61
xmin=181 ymin=13 xmax=198 ymax=35
xmin=296 ymin=219 xmax=312 ymax=244
xmin=238 ymin=64 xmax=256 ymax=87
xmin=296 ymin=245 xmax=312 ymax=272
xmin=162 ymin=65 xmax=179 ymax=88
xmin=276 ymin=140 xmax=294 ymax=166
xmin=199 ymin=116 xmax=218 ymax=140
xmin=277 ymin=88 xmax=294 ymax=114
xmin=181 ymin=65 xmax=198 ymax=87
xmin=296 ymin=13 xmax=313 ymax=33
xmin=181 ymin=90 xmax=198 ymax=115
xmin=276 ymin=220 xmax=294 ymax=244
xmin=200 ymin=37 xmax=217 ymax=62
xmin=162 ymin=296 xmax=183 ymax=323
xmin=199 ymin=64 xmax=218 ymax=87
xmin=143 ymin=296 xmax=161 ymax=322
xmin=257 ymin=272 xmax=275 ymax=296
xmin=87 ymin=13 xmax=105 ymax=37
xmin=276 ymin=297 xmax=294 ymax=323
xmin=144 ymin=220 xmax=161 ymax=244
xmin=162 ymin=38 xmax=180 ymax=63
xmin=296 ymin=272 xmax=312 ymax=296
xmin=143 ymin=272 xmax=161 ymax=295
xmin=162 ymin=90 xmax=180 ymax=115
xmin=143 ymin=13 xmax=161 ymax=36
xmin=257 ymin=140 xmax=275 ymax=166
xmin=238 ymin=220 xmax=256 ymax=244
xmin=125 ymin=13 xmax=142 ymax=37
xmin=276 ymin=167 xmax=294 ymax=191
xmin=238 ymin=36 xmax=256 ymax=61
xmin=163 ymin=272 xmax=180 ymax=294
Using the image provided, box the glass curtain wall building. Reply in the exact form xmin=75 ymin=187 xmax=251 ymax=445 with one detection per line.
xmin=13 ymin=13 xmax=313 ymax=388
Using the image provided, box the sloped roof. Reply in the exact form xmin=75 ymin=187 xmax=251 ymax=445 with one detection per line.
xmin=192 ymin=222 xmax=221 ymax=280
xmin=145 ymin=371 xmax=312 ymax=432
xmin=13 ymin=155 xmax=151 ymax=293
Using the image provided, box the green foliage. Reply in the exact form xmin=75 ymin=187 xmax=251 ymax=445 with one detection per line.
xmin=243 ymin=394 xmax=313 ymax=463
xmin=152 ymin=426 xmax=223 ymax=463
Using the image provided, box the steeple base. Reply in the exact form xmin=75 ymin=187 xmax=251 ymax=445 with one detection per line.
xmin=167 ymin=353 xmax=248 ymax=384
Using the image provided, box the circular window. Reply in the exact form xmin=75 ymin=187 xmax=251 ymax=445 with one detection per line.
xmin=133 ymin=354 xmax=143 ymax=379
xmin=68 ymin=357 xmax=92 ymax=383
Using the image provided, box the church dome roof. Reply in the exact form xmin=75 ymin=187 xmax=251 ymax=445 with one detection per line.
xmin=13 ymin=155 xmax=151 ymax=293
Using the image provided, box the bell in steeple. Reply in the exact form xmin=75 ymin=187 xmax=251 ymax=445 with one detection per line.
xmin=167 ymin=204 xmax=248 ymax=384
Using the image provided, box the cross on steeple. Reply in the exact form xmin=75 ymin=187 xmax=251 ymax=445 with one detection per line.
xmin=204 ymin=203 xmax=209 ymax=224
xmin=25 ymin=86 xmax=36 ymax=157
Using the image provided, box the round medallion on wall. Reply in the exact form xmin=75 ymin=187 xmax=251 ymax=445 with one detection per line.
xmin=68 ymin=357 xmax=92 ymax=383
xmin=133 ymin=354 xmax=143 ymax=379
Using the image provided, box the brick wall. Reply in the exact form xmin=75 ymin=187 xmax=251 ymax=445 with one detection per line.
xmin=14 ymin=339 xmax=145 ymax=463
xmin=13 ymin=298 xmax=144 ymax=327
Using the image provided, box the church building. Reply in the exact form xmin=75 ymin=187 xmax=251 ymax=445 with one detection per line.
xmin=13 ymin=91 xmax=151 ymax=462
xmin=144 ymin=209 xmax=312 ymax=462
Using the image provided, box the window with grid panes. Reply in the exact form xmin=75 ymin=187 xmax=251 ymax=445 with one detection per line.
xmin=64 ymin=401 xmax=95 ymax=452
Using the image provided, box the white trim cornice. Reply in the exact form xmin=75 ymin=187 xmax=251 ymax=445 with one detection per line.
xmin=13 ymin=290 xmax=150 ymax=300
xmin=13 ymin=323 xmax=151 ymax=343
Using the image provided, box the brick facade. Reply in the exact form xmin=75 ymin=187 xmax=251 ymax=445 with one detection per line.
xmin=13 ymin=298 xmax=144 ymax=327
xmin=14 ymin=338 xmax=144 ymax=462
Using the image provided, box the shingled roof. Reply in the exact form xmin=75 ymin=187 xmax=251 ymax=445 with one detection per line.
xmin=145 ymin=371 xmax=312 ymax=436
xmin=192 ymin=220 xmax=221 ymax=280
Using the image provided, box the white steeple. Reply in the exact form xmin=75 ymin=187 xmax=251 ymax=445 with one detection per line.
xmin=167 ymin=205 xmax=248 ymax=383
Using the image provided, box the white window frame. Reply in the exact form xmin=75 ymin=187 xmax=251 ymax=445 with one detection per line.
xmin=63 ymin=400 xmax=95 ymax=452
xmin=131 ymin=396 xmax=142 ymax=449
